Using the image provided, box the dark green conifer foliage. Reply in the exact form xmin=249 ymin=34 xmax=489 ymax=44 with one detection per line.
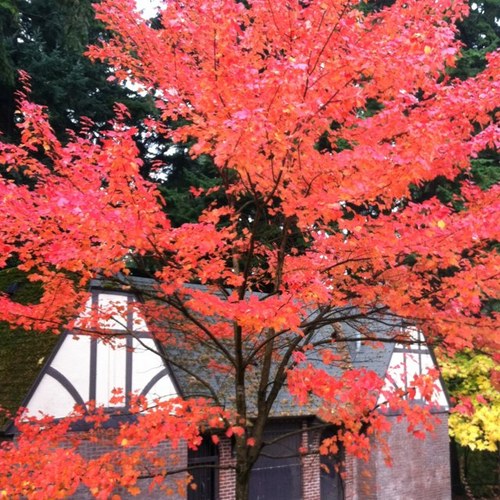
xmin=0 ymin=0 xmax=19 ymax=137
xmin=0 ymin=0 xmax=152 ymax=141
xmin=452 ymin=0 xmax=500 ymax=79
xmin=412 ymin=1 xmax=499 ymax=204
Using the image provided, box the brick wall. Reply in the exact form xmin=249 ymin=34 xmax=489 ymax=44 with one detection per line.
xmin=54 ymin=414 xmax=451 ymax=499
xmin=218 ymin=437 xmax=236 ymax=500
xmin=349 ymin=414 xmax=451 ymax=500
xmin=70 ymin=429 xmax=187 ymax=499
xmin=303 ymin=426 xmax=321 ymax=500
xmin=343 ymin=453 xmax=356 ymax=500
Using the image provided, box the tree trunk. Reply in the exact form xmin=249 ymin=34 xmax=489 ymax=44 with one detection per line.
xmin=235 ymin=464 xmax=251 ymax=500
xmin=234 ymin=434 xmax=256 ymax=500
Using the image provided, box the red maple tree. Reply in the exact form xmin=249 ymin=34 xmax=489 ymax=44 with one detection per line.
xmin=0 ymin=0 xmax=498 ymax=498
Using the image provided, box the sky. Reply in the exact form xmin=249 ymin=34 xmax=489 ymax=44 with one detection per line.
xmin=135 ymin=0 xmax=162 ymax=19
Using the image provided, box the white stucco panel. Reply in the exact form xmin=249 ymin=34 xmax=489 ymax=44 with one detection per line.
xmin=98 ymin=293 xmax=129 ymax=331
xmin=132 ymin=338 xmax=177 ymax=401
xmin=74 ymin=293 xmax=132 ymax=332
xmin=95 ymin=337 xmax=127 ymax=406
xmin=73 ymin=296 xmax=92 ymax=330
xmin=24 ymin=373 xmax=79 ymax=419
xmin=380 ymin=346 xmax=449 ymax=410
xmin=24 ymin=290 xmax=177 ymax=417
xmin=50 ymin=334 xmax=91 ymax=402
xmin=130 ymin=302 xmax=148 ymax=332
xmin=421 ymin=353 xmax=449 ymax=408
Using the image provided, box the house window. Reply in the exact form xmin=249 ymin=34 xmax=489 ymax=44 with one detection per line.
xmin=249 ymin=421 xmax=302 ymax=500
xmin=188 ymin=435 xmax=219 ymax=500
xmin=320 ymin=428 xmax=344 ymax=500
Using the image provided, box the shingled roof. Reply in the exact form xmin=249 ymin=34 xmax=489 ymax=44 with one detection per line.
xmin=115 ymin=278 xmax=400 ymax=418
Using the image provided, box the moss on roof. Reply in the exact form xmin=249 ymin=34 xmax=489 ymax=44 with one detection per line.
xmin=0 ymin=269 xmax=60 ymax=428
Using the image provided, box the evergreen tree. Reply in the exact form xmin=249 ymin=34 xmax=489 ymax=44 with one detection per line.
xmin=452 ymin=0 xmax=500 ymax=79
xmin=410 ymin=0 xmax=499 ymax=205
xmin=0 ymin=0 xmax=18 ymax=137
xmin=0 ymin=0 xmax=152 ymax=141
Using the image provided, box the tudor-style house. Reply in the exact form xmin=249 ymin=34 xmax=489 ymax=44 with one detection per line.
xmin=0 ymin=279 xmax=451 ymax=500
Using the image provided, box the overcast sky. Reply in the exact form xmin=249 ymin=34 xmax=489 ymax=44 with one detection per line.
xmin=135 ymin=0 xmax=162 ymax=19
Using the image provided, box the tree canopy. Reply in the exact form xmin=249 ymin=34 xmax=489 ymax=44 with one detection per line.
xmin=0 ymin=0 xmax=498 ymax=498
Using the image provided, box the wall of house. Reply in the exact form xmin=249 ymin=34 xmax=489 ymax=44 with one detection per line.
xmin=68 ymin=431 xmax=187 ymax=499
xmin=346 ymin=414 xmax=451 ymax=500
xmin=51 ymin=414 xmax=450 ymax=499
